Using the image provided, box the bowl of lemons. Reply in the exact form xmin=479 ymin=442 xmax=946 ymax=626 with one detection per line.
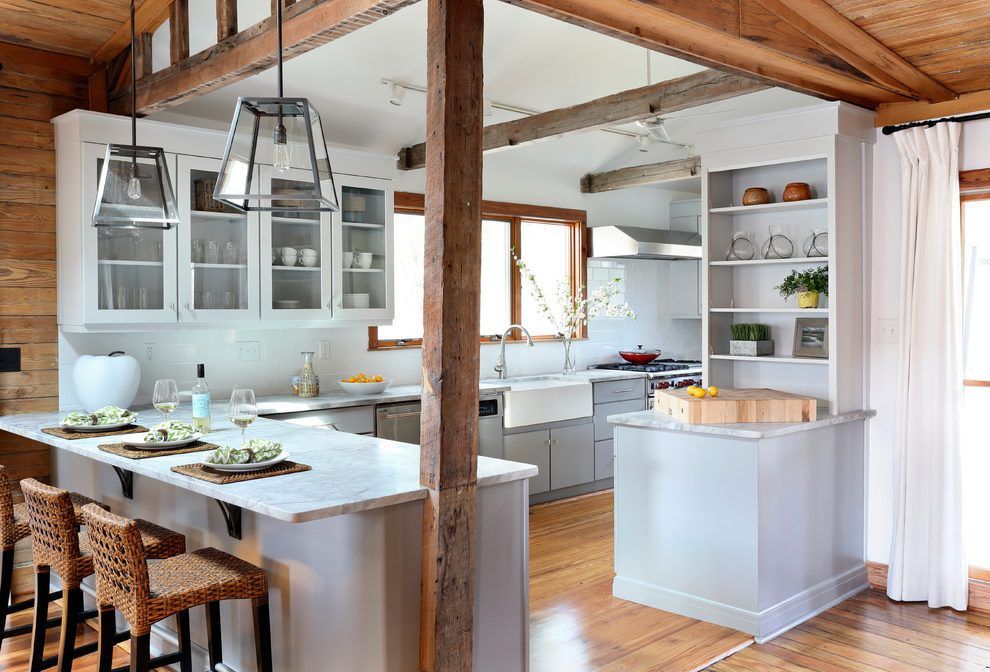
xmin=339 ymin=373 xmax=392 ymax=395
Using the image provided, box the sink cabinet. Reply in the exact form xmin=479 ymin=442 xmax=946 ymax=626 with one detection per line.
xmin=549 ymin=423 xmax=595 ymax=490
xmin=504 ymin=429 xmax=551 ymax=495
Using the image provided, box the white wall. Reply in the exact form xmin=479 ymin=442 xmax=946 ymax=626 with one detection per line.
xmin=866 ymin=118 xmax=990 ymax=564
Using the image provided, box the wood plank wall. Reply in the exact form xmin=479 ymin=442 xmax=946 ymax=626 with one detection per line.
xmin=0 ymin=42 xmax=88 ymax=486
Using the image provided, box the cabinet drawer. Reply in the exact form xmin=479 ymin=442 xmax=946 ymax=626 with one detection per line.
xmin=593 ymin=398 xmax=646 ymax=441
xmin=549 ymin=423 xmax=595 ymax=490
xmin=594 ymin=440 xmax=614 ymax=481
xmin=593 ymin=379 xmax=645 ymax=403
xmin=266 ymin=405 xmax=375 ymax=435
xmin=504 ymin=430 xmax=550 ymax=495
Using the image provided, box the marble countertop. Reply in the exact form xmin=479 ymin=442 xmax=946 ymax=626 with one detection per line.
xmin=0 ymin=405 xmax=537 ymax=523
xmin=607 ymin=408 xmax=876 ymax=439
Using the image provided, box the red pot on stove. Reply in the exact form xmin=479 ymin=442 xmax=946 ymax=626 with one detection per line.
xmin=618 ymin=345 xmax=661 ymax=364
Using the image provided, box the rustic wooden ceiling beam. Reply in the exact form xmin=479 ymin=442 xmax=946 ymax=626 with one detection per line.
xmin=91 ymin=0 xmax=172 ymax=65
xmin=169 ymin=0 xmax=190 ymax=64
xmin=112 ymin=0 xmax=419 ymax=115
xmin=399 ymin=70 xmax=765 ymax=170
xmin=499 ymin=0 xmax=912 ymax=109
xmin=752 ymin=0 xmax=956 ymax=103
xmin=876 ymin=89 xmax=990 ymax=128
xmin=216 ymin=0 xmax=239 ymax=42
xmin=580 ymin=156 xmax=700 ymax=193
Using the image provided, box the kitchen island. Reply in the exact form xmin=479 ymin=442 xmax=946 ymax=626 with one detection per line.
xmin=0 ymin=406 xmax=536 ymax=672
xmin=607 ymin=408 xmax=874 ymax=643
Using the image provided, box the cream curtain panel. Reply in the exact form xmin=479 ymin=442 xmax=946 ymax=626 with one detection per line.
xmin=888 ymin=122 xmax=968 ymax=610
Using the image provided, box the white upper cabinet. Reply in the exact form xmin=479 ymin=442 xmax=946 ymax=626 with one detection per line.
xmin=55 ymin=111 xmax=395 ymax=331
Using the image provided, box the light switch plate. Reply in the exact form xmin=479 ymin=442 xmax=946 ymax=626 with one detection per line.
xmin=875 ymin=318 xmax=898 ymax=345
xmin=318 ymin=340 xmax=331 ymax=360
xmin=237 ymin=341 xmax=261 ymax=362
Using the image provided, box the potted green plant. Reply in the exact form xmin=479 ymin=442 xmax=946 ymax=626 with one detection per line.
xmin=729 ymin=323 xmax=774 ymax=356
xmin=775 ymin=265 xmax=828 ymax=309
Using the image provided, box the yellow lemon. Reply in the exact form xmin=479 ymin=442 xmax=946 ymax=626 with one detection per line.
xmin=707 ymin=386 xmax=719 ymax=397
xmin=373 ymin=375 xmax=383 ymax=382
xmin=690 ymin=387 xmax=707 ymax=399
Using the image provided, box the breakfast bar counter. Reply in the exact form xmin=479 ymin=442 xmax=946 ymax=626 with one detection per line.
xmin=0 ymin=406 xmax=535 ymax=672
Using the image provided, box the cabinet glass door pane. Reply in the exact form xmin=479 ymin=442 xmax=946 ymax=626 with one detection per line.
xmin=270 ymin=176 xmax=324 ymax=311
xmin=94 ymin=159 xmax=166 ymax=312
xmin=188 ymin=168 xmax=250 ymax=311
xmin=340 ymin=185 xmax=387 ymax=311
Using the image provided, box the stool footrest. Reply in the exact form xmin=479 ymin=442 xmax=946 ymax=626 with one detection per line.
xmin=109 ymin=649 xmax=181 ymax=672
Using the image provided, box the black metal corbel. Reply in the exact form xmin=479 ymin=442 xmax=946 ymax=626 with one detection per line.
xmin=112 ymin=467 xmax=134 ymax=499
xmin=215 ymin=500 xmax=242 ymax=539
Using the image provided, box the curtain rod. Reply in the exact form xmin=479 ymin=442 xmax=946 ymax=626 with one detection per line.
xmin=882 ymin=109 xmax=990 ymax=135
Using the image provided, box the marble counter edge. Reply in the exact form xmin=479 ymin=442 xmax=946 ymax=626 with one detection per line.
xmin=257 ymin=383 xmax=511 ymax=415
xmin=606 ymin=409 xmax=877 ymax=439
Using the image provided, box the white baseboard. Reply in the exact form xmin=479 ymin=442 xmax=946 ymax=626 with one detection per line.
xmin=613 ymin=564 xmax=868 ymax=642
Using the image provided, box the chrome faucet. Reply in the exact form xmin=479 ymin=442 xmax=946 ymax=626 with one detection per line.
xmin=494 ymin=324 xmax=534 ymax=379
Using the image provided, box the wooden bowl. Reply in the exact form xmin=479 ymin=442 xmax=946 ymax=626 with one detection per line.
xmin=782 ymin=182 xmax=812 ymax=202
xmin=742 ymin=187 xmax=771 ymax=206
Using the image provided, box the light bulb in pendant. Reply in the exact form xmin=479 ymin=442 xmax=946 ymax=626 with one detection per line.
xmin=127 ymin=174 xmax=142 ymax=200
xmin=273 ymin=122 xmax=290 ymax=173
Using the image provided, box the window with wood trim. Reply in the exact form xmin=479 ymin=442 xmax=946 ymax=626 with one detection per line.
xmin=369 ymin=193 xmax=588 ymax=349
xmin=961 ymin=169 xmax=990 ymax=387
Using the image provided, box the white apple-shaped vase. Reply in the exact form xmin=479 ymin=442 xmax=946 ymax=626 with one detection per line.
xmin=72 ymin=351 xmax=141 ymax=412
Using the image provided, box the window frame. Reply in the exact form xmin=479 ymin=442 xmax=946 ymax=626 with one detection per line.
xmin=369 ymin=192 xmax=588 ymax=350
xmin=961 ymin=168 xmax=990 ymax=387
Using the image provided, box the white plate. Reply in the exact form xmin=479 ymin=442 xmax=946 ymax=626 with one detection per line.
xmin=61 ymin=419 xmax=136 ymax=433
xmin=120 ymin=432 xmax=205 ymax=450
xmin=205 ymin=451 xmax=290 ymax=472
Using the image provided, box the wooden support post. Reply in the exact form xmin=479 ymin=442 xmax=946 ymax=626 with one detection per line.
xmin=88 ymin=66 xmax=109 ymax=113
xmin=216 ymin=0 xmax=238 ymax=42
xmin=169 ymin=0 xmax=190 ymax=64
xmin=418 ymin=0 xmax=484 ymax=669
xmin=135 ymin=33 xmax=153 ymax=79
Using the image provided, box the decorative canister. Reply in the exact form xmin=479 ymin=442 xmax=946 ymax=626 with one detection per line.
xmin=297 ymin=352 xmax=320 ymax=398
xmin=742 ymin=187 xmax=771 ymax=206
xmin=797 ymin=290 xmax=821 ymax=309
xmin=782 ymin=182 xmax=813 ymax=202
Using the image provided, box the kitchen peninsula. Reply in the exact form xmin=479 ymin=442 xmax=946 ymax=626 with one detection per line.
xmin=0 ymin=406 xmax=535 ymax=672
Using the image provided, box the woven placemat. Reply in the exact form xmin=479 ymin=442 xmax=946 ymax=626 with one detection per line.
xmin=170 ymin=460 xmax=311 ymax=484
xmin=42 ymin=425 xmax=149 ymax=440
xmin=99 ymin=440 xmax=220 ymax=460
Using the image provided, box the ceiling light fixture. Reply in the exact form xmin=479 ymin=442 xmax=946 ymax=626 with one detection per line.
xmin=213 ymin=0 xmax=339 ymax=212
xmin=636 ymin=135 xmax=652 ymax=152
xmin=388 ymin=83 xmax=406 ymax=106
xmin=91 ymin=0 xmax=179 ymax=229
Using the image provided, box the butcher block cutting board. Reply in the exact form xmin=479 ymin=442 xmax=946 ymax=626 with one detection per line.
xmin=654 ymin=388 xmax=817 ymax=424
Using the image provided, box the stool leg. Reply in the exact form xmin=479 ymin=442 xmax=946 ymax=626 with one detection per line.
xmin=205 ymin=601 xmax=222 ymax=670
xmin=96 ymin=606 xmax=115 ymax=672
xmin=56 ymin=585 xmax=83 ymax=672
xmin=0 ymin=547 xmax=13 ymax=650
xmin=252 ymin=597 xmax=273 ymax=672
xmin=175 ymin=609 xmax=192 ymax=672
xmin=130 ymin=633 xmax=150 ymax=672
xmin=28 ymin=567 xmax=50 ymax=672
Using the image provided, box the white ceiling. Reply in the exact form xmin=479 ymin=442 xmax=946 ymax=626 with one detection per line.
xmin=152 ymin=0 xmax=819 ymax=190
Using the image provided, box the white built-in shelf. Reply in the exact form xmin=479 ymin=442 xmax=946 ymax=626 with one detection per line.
xmin=710 ymin=307 xmax=829 ymax=314
xmin=192 ymin=263 xmax=247 ymax=270
xmin=271 ymin=215 xmax=321 ymax=225
xmin=191 ymin=210 xmax=246 ymax=220
xmin=97 ymin=259 xmax=163 ymax=267
xmin=273 ymin=265 xmax=321 ymax=272
xmin=711 ymin=257 xmax=828 ymax=267
xmin=710 ymin=354 xmax=830 ymax=365
xmin=342 ymin=221 xmax=386 ymax=230
xmin=343 ymin=268 xmax=384 ymax=273
xmin=709 ymin=198 xmax=828 ymax=215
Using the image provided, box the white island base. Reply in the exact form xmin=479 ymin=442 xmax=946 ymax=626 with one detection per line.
xmin=609 ymin=410 xmax=873 ymax=643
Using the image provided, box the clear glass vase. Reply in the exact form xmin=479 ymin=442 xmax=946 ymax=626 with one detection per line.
xmin=560 ymin=335 xmax=576 ymax=375
xmin=297 ymin=351 xmax=320 ymax=398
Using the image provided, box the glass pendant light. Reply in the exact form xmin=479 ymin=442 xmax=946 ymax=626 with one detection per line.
xmin=92 ymin=0 xmax=180 ymax=229
xmin=213 ymin=0 xmax=339 ymax=212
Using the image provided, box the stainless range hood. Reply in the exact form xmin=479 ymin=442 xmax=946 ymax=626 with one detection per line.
xmin=590 ymin=226 xmax=702 ymax=260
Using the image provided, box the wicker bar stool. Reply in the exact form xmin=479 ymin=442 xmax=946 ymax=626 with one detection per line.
xmin=20 ymin=479 xmax=186 ymax=672
xmin=81 ymin=504 xmax=273 ymax=672
xmin=0 ymin=466 xmax=104 ymax=654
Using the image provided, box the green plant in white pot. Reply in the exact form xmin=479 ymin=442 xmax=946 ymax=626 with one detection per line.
xmin=729 ymin=323 xmax=774 ymax=357
xmin=775 ymin=265 xmax=828 ymax=309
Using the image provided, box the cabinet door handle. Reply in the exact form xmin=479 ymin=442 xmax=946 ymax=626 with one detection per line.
xmin=169 ymin=302 xmax=175 ymax=311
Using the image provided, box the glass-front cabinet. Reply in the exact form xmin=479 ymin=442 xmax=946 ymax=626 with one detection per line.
xmin=332 ymin=176 xmax=393 ymax=320
xmin=82 ymin=142 xmax=178 ymax=324
xmin=176 ymin=155 xmax=260 ymax=322
xmin=260 ymin=166 xmax=334 ymax=320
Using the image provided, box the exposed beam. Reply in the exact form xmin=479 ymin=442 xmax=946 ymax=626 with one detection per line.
xmin=581 ymin=156 xmax=700 ymax=193
xmin=876 ymin=89 xmax=990 ymax=128
xmin=418 ymin=0 xmax=484 ymax=669
xmin=115 ymin=0 xmax=419 ymax=115
xmin=135 ymin=32 xmax=153 ymax=79
xmin=169 ymin=0 xmax=190 ymax=64
xmin=399 ymin=70 xmax=764 ymax=170
xmin=91 ymin=0 xmax=172 ymax=65
xmin=88 ymin=66 xmax=109 ymax=113
xmin=753 ymin=0 xmax=955 ymax=103
xmin=216 ymin=0 xmax=239 ymax=42
xmin=499 ymin=0 xmax=912 ymax=108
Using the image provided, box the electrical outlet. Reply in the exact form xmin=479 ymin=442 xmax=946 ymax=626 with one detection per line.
xmin=876 ymin=318 xmax=898 ymax=345
xmin=318 ymin=340 xmax=331 ymax=360
xmin=237 ymin=341 xmax=261 ymax=362
xmin=143 ymin=343 xmax=155 ymax=362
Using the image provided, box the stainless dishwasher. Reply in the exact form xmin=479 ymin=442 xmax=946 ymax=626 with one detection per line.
xmin=375 ymin=393 xmax=504 ymax=458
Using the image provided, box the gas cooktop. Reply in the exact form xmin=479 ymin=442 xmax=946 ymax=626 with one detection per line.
xmin=591 ymin=359 xmax=702 ymax=374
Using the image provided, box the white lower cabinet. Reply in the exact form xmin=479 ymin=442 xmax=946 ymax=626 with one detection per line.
xmin=504 ymin=429 xmax=551 ymax=495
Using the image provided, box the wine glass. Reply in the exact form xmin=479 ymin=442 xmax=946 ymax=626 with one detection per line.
xmin=152 ymin=379 xmax=179 ymax=422
xmin=229 ymin=389 xmax=258 ymax=444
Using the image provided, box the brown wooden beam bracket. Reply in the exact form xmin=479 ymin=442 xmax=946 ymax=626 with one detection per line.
xmin=216 ymin=0 xmax=239 ymax=42
xmin=400 ymin=70 xmax=764 ymax=170
xmin=170 ymin=0 xmax=190 ymax=64
xmin=135 ymin=32 xmax=154 ymax=80
xmin=581 ymin=156 xmax=701 ymax=193
xmin=91 ymin=0 xmax=172 ymax=66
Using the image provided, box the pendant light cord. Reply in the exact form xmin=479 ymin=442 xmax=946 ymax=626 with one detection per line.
xmin=129 ymin=0 xmax=138 ymax=176
xmin=276 ymin=0 xmax=284 ymax=98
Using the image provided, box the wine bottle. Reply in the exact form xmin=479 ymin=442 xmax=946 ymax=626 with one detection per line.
xmin=191 ymin=363 xmax=212 ymax=433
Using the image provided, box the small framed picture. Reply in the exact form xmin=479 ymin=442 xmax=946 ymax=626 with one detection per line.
xmin=792 ymin=318 xmax=828 ymax=358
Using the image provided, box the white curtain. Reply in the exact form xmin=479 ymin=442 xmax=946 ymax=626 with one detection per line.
xmin=888 ymin=122 xmax=967 ymax=610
